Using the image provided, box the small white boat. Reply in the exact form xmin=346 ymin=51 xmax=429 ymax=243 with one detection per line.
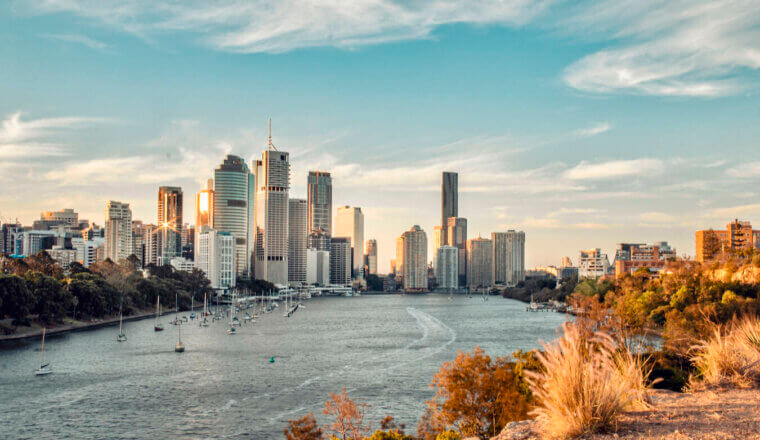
xmin=116 ymin=300 xmax=127 ymax=342
xmin=226 ymin=327 xmax=236 ymax=335
xmin=174 ymin=320 xmax=185 ymax=353
xmin=35 ymin=328 xmax=52 ymax=376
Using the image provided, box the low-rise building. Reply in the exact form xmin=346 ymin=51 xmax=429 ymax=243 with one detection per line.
xmin=578 ymin=248 xmax=610 ymax=279
xmin=695 ymin=219 xmax=760 ymax=262
xmin=614 ymin=242 xmax=676 ymax=276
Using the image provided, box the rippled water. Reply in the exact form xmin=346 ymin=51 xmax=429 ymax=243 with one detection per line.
xmin=0 ymin=294 xmax=565 ymax=439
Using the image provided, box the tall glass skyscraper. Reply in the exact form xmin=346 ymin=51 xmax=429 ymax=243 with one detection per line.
xmin=307 ymin=171 xmax=332 ymax=237
xmin=213 ymin=155 xmax=251 ymax=277
xmin=157 ymin=186 xmax=182 ymax=264
xmin=441 ymin=171 xmax=458 ymax=245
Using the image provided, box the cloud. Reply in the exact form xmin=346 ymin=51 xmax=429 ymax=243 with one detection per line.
xmin=574 ymin=122 xmax=611 ymax=137
xmin=43 ymin=33 xmax=110 ymax=51
xmin=564 ymin=158 xmax=663 ymax=180
xmin=726 ymin=161 xmax=760 ymax=178
xmin=547 ymin=207 xmax=604 ymax=217
xmin=18 ymin=0 xmax=554 ymax=53
xmin=519 ymin=216 xmax=617 ymax=230
xmin=710 ymin=203 xmax=760 ymax=219
xmin=561 ymin=0 xmax=760 ymax=96
xmin=0 ymin=111 xmax=112 ymax=158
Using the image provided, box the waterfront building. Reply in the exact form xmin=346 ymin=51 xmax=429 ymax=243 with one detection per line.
xmin=306 ymin=248 xmax=330 ymax=286
xmin=447 ymin=217 xmax=467 ymax=283
xmin=288 ymin=198 xmax=308 ymax=283
xmin=578 ymin=248 xmax=610 ymax=279
xmin=394 ymin=236 xmax=405 ymax=279
xmin=695 ymin=219 xmax=760 ymax=262
xmin=335 ymin=206 xmax=364 ymax=278
xmin=364 ymin=239 xmax=378 ymax=275
xmin=492 ymin=232 xmax=508 ymax=285
xmin=505 ymin=230 xmax=526 ymax=286
xmin=441 ymin=171 xmax=458 ymax=245
xmin=307 ymin=171 xmax=332 ymax=236
xmin=252 ymin=123 xmax=290 ymax=286
xmin=104 ymin=201 xmax=133 ymax=263
xmin=402 ymin=225 xmax=427 ymax=291
xmin=329 ymin=237 xmax=352 ymax=286
xmin=213 ymin=155 xmax=251 ymax=277
xmin=436 ymin=245 xmax=458 ymax=291
xmin=613 ymin=242 xmax=676 ymax=275
xmin=157 ymin=186 xmax=183 ymax=264
xmin=196 ymin=226 xmax=235 ymax=292
xmin=467 ymin=236 xmax=493 ymax=289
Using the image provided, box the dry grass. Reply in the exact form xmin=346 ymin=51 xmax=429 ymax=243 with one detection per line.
xmin=527 ymin=323 xmax=651 ymax=439
xmin=690 ymin=315 xmax=760 ymax=389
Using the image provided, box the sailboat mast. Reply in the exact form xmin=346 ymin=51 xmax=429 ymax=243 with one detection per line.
xmin=40 ymin=327 xmax=46 ymax=365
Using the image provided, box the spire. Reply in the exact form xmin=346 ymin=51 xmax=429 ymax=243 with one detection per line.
xmin=267 ymin=117 xmax=277 ymax=151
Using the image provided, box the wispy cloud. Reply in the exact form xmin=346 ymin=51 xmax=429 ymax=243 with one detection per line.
xmin=560 ymin=0 xmax=760 ymax=97
xmin=42 ymin=33 xmax=110 ymax=51
xmin=726 ymin=161 xmax=760 ymax=178
xmin=574 ymin=122 xmax=611 ymax=137
xmin=564 ymin=158 xmax=663 ymax=180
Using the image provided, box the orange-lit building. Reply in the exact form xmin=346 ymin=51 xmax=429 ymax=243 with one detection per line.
xmin=695 ymin=219 xmax=760 ymax=262
xmin=613 ymin=242 xmax=676 ymax=276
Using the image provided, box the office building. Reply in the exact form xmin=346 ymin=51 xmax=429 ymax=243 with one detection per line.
xmin=306 ymin=248 xmax=330 ymax=286
xmin=436 ymin=245 xmax=458 ymax=291
xmin=195 ymin=179 xmax=215 ymax=229
xmin=441 ymin=171 xmax=458 ymax=245
xmin=364 ymin=239 xmax=378 ymax=275
xmin=561 ymin=256 xmax=573 ymax=267
xmin=288 ymin=198 xmax=308 ymax=283
xmin=394 ymin=236 xmax=405 ymax=278
xmin=307 ymin=229 xmax=330 ymax=251
xmin=578 ymin=248 xmax=610 ymax=279
xmin=213 ymin=155 xmax=251 ymax=276
xmin=467 ymin=236 xmax=493 ymax=288
xmin=330 ymin=237 xmax=352 ymax=286
xmin=614 ymin=242 xmax=676 ymax=276
xmin=196 ymin=226 xmax=235 ymax=292
xmin=335 ymin=205 xmax=364 ymax=277
xmin=252 ymin=122 xmax=290 ymax=285
xmin=695 ymin=219 xmax=760 ymax=262
xmin=170 ymin=257 xmax=195 ymax=272
xmin=307 ymin=171 xmax=332 ymax=236
xmin=492 ymin=232 xmax=507 ymax=285
xmin=104 ymin=201 xmax=133 ymax=263
xmin=402 ymin=225 xmax=427 ymax=291
xmin=447 ymin=217 xmax=467 ymax=282
xmin=505 ymin=230 xmax=526 ymax=286
xmin=1 ymin=222 xmax=22 ymax=255
xmin=157 ymin=186 xmax=183 ymax=264
xmin=35 ymin=208 xmax=80 ymax=230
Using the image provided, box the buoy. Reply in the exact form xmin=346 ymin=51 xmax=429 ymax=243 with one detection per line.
xmin=269 ymin=356 xmax=275 ymax=363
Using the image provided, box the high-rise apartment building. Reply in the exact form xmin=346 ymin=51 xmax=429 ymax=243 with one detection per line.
xmin=307 ymin=248 xmax=330 ymax=286
xmin=157 ymin=186 xmax=183 ymax=264
xmin=213 ymin=155 xmax=251 ymax=277
xmin=578 ymin=248 xmax=610 ymax=279
xmin=695 ymin=219 xmax=760 ymax=262
xmin=467 ymin=236 xmax=493 ymax=288
xmin=505 ymin=230 xmax=526 ymax=285
xmin=196 ymin=226 xmax=235 ymax=292
xmin=252 ymin=123 xmax=290 ymax=285
xmin=364 ymin=239 xmax=378 ymax=275
xmin=402 ymin=225 xmax=428 ymax=291
xmin=394 ymin=236 xmax=405 ymax=278
xmin=441 ymin=172 xmax=458 ymax=245
xmin=104 ymin=201 xmax=133 ymax=263
xmin=447 ymin=217 xmax=467 ymax=282
xmin=492 ymin=232 xmax=508 ymax=285
xmin=288 ymin=198 xmax=308 ymax=284
xmin=436 ymin=245 xmax=458 ymax=291
xmin=335 ymin=206 xmax=364 ymax=277
xmin=307 ymin=171 xmax=332 ymax=236
xmin=329 ymin=237 xmax=352 ymax=286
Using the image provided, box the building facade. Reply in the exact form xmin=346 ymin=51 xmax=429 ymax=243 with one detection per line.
xmin=441 ymin=171 xmax=458 ymax=245
xmin=307 ymin=171 xmax=332 ymax=236
xmin=695 ymin=219 xmax=760 ymax=262
xmin=492 ymin=232 xmax=508 ymax=285
xmin=402 ymin=225 xmax=428 ymax=291
xmin=447 ymin=217 xmax=467 ymax=282
xmin=306 ymin=248 xmax=330 ymax=286
xmin=578 ymin=248 xmax=610 ymax=279
xmin=614 ymin=242 xmax=676 ymax=276
xmin=288 ymin=198 xmax=308 ymax=284
xmin=157 ymin=186 xmax=183 ymax=264
xmin=329 ymin=237 xmax=352 ymax=286
xmin=213 ymin=155 xmax=251 ymax=277
xmin=196 ymin=226 xmax=235 ymax=292
xmin=436 ymin=245 xmax=458 ymax=291
xmin=467 ymin=237 xmax=493 ymax=289
xmin=364 ymin=239 xmax=378 ymax=275
xmin=335 ymin=206 xmax=364 ymax=278
xmin=104 ymin=201 xmax=133 ymax=263
xmin=505 ymin=230 xmax=525 ymax=286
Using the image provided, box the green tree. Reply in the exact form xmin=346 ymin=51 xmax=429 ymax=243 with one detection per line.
xmin=26 ymin=272 xmax=72 ymax=323
xmin=366 ymin=274 xmax=383 ymax=291
xmin=24 ymin=251 xmax=63 ymax=279
xmin=0 ymin=274 xmax=34 ymax=320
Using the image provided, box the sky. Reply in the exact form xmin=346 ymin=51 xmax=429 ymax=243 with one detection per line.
xmin=2 ymin=0 xmax=760 ymax=272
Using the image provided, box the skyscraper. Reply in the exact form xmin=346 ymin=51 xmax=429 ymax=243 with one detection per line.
xmin=402 ymin=225 xmax=427 ymax=291
xmin=335 ymin=206 xmax=364 ymax=278
xmin=441 ymin=171 xmax=458 ymax=245
xmin=195 ymin=179 xmax=214 ymax=230
xmin=329 ymin=237 xmax=351 ymax=286
xmin=467 ymin=236 xmax=493 ymax=289
xmin=288 ymin=198 xmax=307 ymax=283
xmin=253 ymin=121 xmax=290 ymax=285
xmin=158 ymin=186 xmax=183 ymax=264
xmin=307 ymin=171 xmax=332 ymax=236
xmin=213 ymin=155 xmax=251 ymax=277
xmin=394 ymin=236 xmax=405 ymax=278
xmin=364 ymin=239 xmax=377 ymax=275
xmin=447 ymin=217 xmax=467 ymax=283
xmin=492 ymin=232 xmax=508 ymax=285
xmin=505 ymin=230 xmax=526 ymax=285
xmin=104 ymin=201 xmax=132 ymax=263
xmin=196 ymin=226 xmax=235 ymax=291
xmin=436 ymin=245 xmax=458 ymax=291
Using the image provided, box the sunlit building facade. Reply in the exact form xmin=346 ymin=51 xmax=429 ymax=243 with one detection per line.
xmin=213 ymin=155 xmax=251 ymax=277
xmin=104 ymin=200 xmax=132 ymax=263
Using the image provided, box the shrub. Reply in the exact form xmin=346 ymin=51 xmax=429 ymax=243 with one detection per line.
xmin=690 ymin=315 xmax=760 ymax=389
xmin=528 ymin=323 xmax=650 ymax=439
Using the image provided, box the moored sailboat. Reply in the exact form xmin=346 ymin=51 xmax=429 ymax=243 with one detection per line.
xmin=116 ymin=296 xmax=127 ymax=342
xmin=154 ymin=296 xmax=164 ymax=331
xmin=175 ymin=320 xmax=185 ymax=353
xmin=35 ymin=327 xmax=52 ymax=376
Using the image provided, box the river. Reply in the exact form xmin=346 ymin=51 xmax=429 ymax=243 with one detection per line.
xmin=0 ymin=294 xmax=565 ymax=439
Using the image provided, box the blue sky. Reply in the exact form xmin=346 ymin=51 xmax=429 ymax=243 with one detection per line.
xmin=2 ymin=0 xmax=760 ymax=271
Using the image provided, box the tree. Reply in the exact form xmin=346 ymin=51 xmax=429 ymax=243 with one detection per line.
xmin=24 ymin=251 xmax=63 ymax=279
xmin=703 ymin=229 xmax=722 ymax=261
xmin=0 ymin=274 xmax=34 ymax=320
xmin=323 ymin=388 xmax=371 ymax=440
xmin=67 ymin=261 xmax=89 ymax=275
xmin=418 ymin=347 xmax=532 ymax=440
xmin=26 ymin=271 xmax=72 ymax=323
xmin=284 ymin=413 xmax=323 ymax=440
xmin=366 ymin=274 xmax=383 ymax=291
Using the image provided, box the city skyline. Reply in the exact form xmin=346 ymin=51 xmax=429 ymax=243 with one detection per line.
xmin=3 ymin=1 xmax=760 ymax=271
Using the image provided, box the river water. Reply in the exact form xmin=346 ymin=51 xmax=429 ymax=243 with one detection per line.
xmin=0 ymin=294 xmax=565 ymax=439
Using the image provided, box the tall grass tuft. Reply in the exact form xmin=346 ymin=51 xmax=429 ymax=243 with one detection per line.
xmin=690 ymin=315 xmax=760 ymax=389
xmin=527 ymin=323 xmax=651 ymax=439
